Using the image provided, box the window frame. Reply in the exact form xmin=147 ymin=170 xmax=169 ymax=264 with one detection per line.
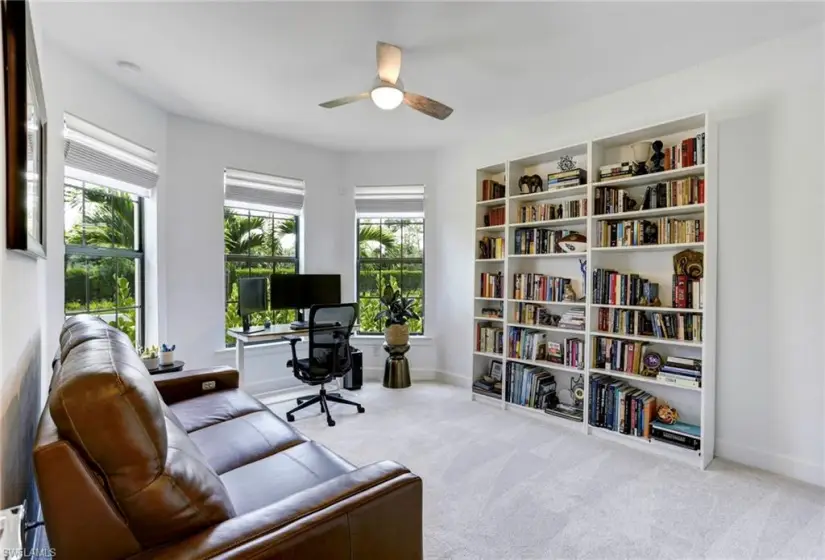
xmin=63 ymin=178 xmax=146 ymax=347
xmin=223 ymin=205 xmax=301 ymax=345
xmin=356 ymin=216 xmax=425 ymax=336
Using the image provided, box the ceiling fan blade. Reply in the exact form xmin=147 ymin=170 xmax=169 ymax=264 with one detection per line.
xmin=319 ymin=92 xmax=370 ymax=109
xmin=403 ymin=92 xmax=453 ymax=120
xmin=376 ymin=41 xmax=402 ymax=85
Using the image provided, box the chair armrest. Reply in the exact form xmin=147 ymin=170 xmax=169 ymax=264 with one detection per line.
xmin=135 ymin=461 xmax=423 ymax=560
xmin=152 ymin=366 xmax=239 ymax=404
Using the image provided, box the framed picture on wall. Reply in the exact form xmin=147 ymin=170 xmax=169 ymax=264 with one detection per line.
xmin=3 ymin=0 xmax=46 ymax=258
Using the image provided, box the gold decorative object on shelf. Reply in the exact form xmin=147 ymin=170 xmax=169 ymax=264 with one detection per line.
xmin=563 ymin=284 xmax=577 ymax=302
xmin=656 ymin=402 xmax=680 ymax=425
xmin=673 ymin=249 xmax=704 ymax=279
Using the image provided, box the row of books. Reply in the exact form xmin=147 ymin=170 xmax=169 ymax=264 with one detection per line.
xmin=665 ymin=133 xmax=706 ymax=170
xmin=596 ymin=309 xmax=703 ymax=342
xmin=589 ymin=374 xmax=657 ymax=438
xmin=673 ymin=275 xmax=703 ymax=310
xmin=594 ymin=177 xmax=705 ymax=216
xmin=484 ymin=206 xmax=506 ymax=227
xmin=479 ymin=272 xmax=504 ymax=299
xmin=513 ymin=274 xmax=571 ymax=302
xmin=592 ymin=269 xmax=659 ymax=306
xmin=516 ymin=198 xmax=587 ymax=224
xmin=559 ymin=338 xmax=585 ymax=370
xmin=506 ymin=363 xmax=556 ymax=409
xmin=592 ymin=337 xmax=646 ymax=374
xmin=480 ymin=179 xmax=505 ymax=201
xmin=509 ymin=328 xmax=551 ymax=361
xmin=595 ymin=217 xmax=703 ymax=247
xmin=657 ymin=357 xmax=702 ymax=389
xmin=479 ymin=236 xmax=505 ymax=259
xmin=512 ymin=302 xmax=552 ymax=326
xmin=476 ymin=325 xmax=504 ymax=355
xmin=513 ymin=228 xmax=578 ymax=255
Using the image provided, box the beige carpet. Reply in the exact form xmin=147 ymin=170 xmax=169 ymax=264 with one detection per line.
xmin=267 ymin=382 xmax=824 ymax=560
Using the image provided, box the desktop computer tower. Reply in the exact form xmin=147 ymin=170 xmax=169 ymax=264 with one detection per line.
xmin=344 ymin=348 xmax=363 ymax=390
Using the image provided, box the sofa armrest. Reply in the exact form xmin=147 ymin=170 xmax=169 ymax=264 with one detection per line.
xmin=135 ymin=460 xmax=422 ymax=560
xmin=152 ymin=366 xmax=240 ymax=404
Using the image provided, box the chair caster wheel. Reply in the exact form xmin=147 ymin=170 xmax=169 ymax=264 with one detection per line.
xmin=357 ymin=406 xmax=365 ymax=413
xmin=327 ymin=419 xmax=336 ymax=427
xmin=286 ymin=413 xmax=295 ymax=422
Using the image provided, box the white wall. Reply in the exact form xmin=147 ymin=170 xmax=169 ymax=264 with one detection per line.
xmin=432 ymin=24 xmax=825 ymax=486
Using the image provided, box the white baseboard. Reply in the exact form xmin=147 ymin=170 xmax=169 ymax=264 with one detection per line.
xmin=436 ymin=370 xmax=471 ymax=388
xmin=716 ymin=438 xmax=824 ymax=488
xmin=363 ymin=367 xmax=437 ymax=382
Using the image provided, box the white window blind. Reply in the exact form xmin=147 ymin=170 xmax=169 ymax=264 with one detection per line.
xmin=355 ymin=184 xmax=425 ymax=216
xmin=224 ymin=168 xmax=305 ymax=215
xmin=63 ymin=113 xmax=159 ymax=197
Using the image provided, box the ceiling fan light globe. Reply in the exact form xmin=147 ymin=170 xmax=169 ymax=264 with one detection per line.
xmin=370 ymin=86 xmax=403 ymax=110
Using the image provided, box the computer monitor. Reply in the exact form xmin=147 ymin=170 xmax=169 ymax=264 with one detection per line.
xmin=238 ymin=277 xmax=268 ymax=332
xmin=270 ymin=274 xmax=341 ymax=324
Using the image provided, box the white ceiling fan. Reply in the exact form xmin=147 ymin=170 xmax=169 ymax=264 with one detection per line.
xmin=319 ymin=42 xmax=453 ymax=120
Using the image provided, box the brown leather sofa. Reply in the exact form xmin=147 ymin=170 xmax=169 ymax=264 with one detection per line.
xmin=34 ymin=316 xmax=422 ymax=559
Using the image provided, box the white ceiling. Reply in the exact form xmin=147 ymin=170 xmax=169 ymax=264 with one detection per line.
xmin=37 ymin=2 xmax=825 ymax=151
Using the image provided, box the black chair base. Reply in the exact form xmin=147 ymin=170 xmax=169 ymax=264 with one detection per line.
xmin=286 ymin=386 xmax=365 ymax=427
xmin=296 ymin=392 xmax=340 ymax=404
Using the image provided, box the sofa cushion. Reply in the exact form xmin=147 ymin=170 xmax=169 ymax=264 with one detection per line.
xmin=220 ymin=441 xmax=355 ymax=515
xmin=49 ymin=327 xmax=235 ymax=547
xmin=59 ymin=314 xmax=133 ymax=362
xmin=168 ymin=388 xmax=268 ymax=432
xmin=189 ymin=410 xmax=307 ymax=475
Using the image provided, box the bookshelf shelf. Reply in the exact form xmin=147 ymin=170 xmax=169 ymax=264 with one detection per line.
xmin=592 ymin=203 xmax=705 ymax=221
xmin=510 ymin=216 xmax=587 ymax=228
xmin=594 ymin=164 xmax=705 ymax=188
xmin=589 ymin=368 xmax=701 ymax=392
xmin=509 ymin=252 xmax=587 ymax=259
xmin=510 ymin=323 xmax=585 ymax=335
xmin=592 ymin=304 xmax=703 ymax=314
xmin=592 ymin=242 xmax=704 ymax=253
xmin=472 ymin=113 xmax=715 ymax=469
xmin=509 ymin=184 xmax=588 ymax=203
xmin=592 ymin=331 xmax=702 ymax=348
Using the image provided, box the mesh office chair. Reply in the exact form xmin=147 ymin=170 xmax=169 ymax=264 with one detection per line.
xmin=285 ymin=303 xmax=364 ymax=427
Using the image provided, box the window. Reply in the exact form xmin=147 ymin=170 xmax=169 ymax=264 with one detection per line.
xmin=224 ymin=207 xmax=300 ymax=344
xmin=357 ymin=217 xmax=424 ymax=335
xmin=64 ymin=178 xmax=144 ymax=346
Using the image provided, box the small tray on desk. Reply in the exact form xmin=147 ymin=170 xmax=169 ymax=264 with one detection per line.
xmin=147 ymin=361 xmax=185 ymax=375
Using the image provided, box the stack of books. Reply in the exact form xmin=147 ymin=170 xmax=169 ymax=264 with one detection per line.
xmin=672 ymin=275 xmax=703 ymax=309
xmin=472 ymin=378 xmax=502 ymax=399
xmin=513 ymin=273 xmax=571 ymax=302
xmin=657 ymin=357 xmax=702 ymax=389
xmin=546 ymin=168 xmax=586 ymax=189
xmin=476 ymin=324 xmax=503 ymax=354
xmin=558 ymin=308 xmax=586 ymax=331
xmin=506 ymin=362 xmax=556 ymax=409
xmin=592 ymin=337 xmax=646 ymax=373
xmin=517 ymin=198 xmax=586 ymax=223
xmin=592 ymin=269 xmax=659 ymax=306
xmin=513 ymin=228 xmax=576 ymax=255
xmin=508 ymin=328 xmax=547 ymax=362
xmin=479 ymin=236 xmax=504 ymax=259
xmin=485 ymin=205 xmax=506 ymax=226
xmin=599 ymin=162 xmax=632 ymax=181
xmin=596 ymin=217 xmax=703 ymax=247
xmin=651 ymin=420 xmax=701 ymax=450
xmin=481 ymin=179 xmax=505 ymax=201
xmin=479 ymin=272 xmax=503 ymax=299
xmin=589 ymin=374 xmax=657 ymax=437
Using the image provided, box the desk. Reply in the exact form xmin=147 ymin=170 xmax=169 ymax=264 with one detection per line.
xmin=227 ymin=324 xmax=308 ymax=386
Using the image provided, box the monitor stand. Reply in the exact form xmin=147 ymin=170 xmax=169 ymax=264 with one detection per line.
xmin=241 ymin=315 xmax=265 ymax=334
xmin=290 ymin=309 xmax=308 ymax=330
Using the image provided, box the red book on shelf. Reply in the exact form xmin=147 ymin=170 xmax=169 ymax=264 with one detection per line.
xmin=681 ymin=140 xmax=688 ymax=168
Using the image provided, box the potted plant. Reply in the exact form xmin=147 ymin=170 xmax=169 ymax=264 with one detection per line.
xmin=140 ymin=345 xmax=159 ymax=370
xmin=376 ymin=284 xmax=419 ymax=346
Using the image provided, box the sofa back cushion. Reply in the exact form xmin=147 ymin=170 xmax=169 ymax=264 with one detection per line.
xmin=49 ymin=318 xmax=235 ymax=547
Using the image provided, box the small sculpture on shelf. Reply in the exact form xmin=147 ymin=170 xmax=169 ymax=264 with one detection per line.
xmin=656 ymin=402 xmax=680 ymax=425
xmin=650 ymin=295 xmax=662 ymax=307
xmin=556 ymin=204 xmax=563 ymax=219
xmin=673 ymin=249 xmax=704 ymax=279
xmin=563 ymin=284 xmax=577 ymax=303
xmin=529 ymin=174 xmax=543 ymax=193
xmin=558 ymin=155 xmax=577 ymax=172
xmin=625 ymin=198 xmax=638 ymax=211
xmin=640 ymin=351 xmax=663 ymax=377
xmin=630 ymin=141 xmax=652 ymax=176
xmin=538 ymin=310 xmax=561 ymax=327
xmin=478 ymin=241 xmax=489 ymax=260
xmin=643 ymin=221 xmax=658 ymax=244
xmin=650 ymin=140 xmax=665 ymax=173
xmin=518 ymin=176 xmax=531 ymax=194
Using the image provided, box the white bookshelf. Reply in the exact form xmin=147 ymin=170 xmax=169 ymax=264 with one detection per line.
xmin=471 ymin=114 xmax=716 ymax=469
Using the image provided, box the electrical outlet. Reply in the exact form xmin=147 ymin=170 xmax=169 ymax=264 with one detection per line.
xmin=202 ymin=381 xmax=216 ymax=391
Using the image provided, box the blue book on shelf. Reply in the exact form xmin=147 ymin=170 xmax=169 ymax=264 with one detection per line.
xmin=652 ymin=420 xmax=700 ymax=438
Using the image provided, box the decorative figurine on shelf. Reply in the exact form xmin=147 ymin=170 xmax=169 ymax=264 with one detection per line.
xmin=478 ymin=241 xmax=490 ymax=259
xmin=563 ymin=284 xmax=577 ymax=303
xmin=630 ymin=141 xmax=652 ymax=176
xmin=518 ymin=175 xmax=531 ymax=194
xmin=625 ymin=198 xmax=638 ymax=211
xmin=657 ymin=402 xmax=680 ymax=425
xmin=529 ymin=174 xmax=543 ymax=193
xmin=483 ymin=215 xmax=490 ymax=227
xmin=643 ymin=221 xmax=658 ymax=244
xmin=650 ymin=140 xmax=665 ymax=173
xmin=538 ymin=312 xmax=561 ymax=327
xmin=558 ymin=232 xmax=588 ymax=302
xmin=641 ymin=351 xmax=663 ymax=377
xmin=558 ymin=155 xmax=577 ymax=172
xmin=673 ymin=249 xmax=704 ymax=279
xmin=556 ymin=204 xmax=564 ymax=219
xmin=572 ymin=375 xmax=585 ymax=409
xmin=650 ymin=296 xmax=662 ymax=307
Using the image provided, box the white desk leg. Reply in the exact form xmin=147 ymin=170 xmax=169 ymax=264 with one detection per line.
xmin=235 ymin=338 xmax=245 ymax=388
